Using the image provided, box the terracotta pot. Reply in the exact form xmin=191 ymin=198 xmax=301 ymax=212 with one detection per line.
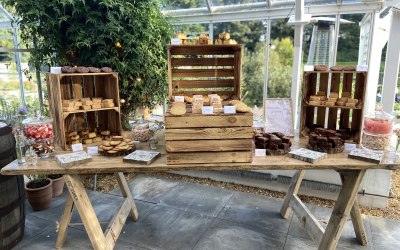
xmin=49 ymin=175 xmax=65 ymax=197
xmin=25 ymin=178 xmax=53 ymax=211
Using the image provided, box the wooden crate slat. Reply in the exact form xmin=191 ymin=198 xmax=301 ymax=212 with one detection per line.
xmin=165 ymin=127 xmax=254 ymax=141
xmin=165 ymin=113 xmax=252 ymax=128
xmin=328 ymin=73 xmax=341 ymax=129
xmin=305 ymin=73 xmax=318 ymax=129
xmin=172 ymin=69 xmax=235 ymax=78
xmin=339 ymin=73 xmax=354 ymax=129
xmin=169 ymin=45 xmax=240 ymax=55
xmin=351 ymin=73 xmax=367 ymax=142
xmin=171 ymin=57 xmax=235 ymax=67
xmin=172 ymin=79 xmax=235 ymax=89
xmin=316 ymin=73 xmax=329 ymax=126
xmin=171 ymin=90 xmax=235 ymax=97
xmin=166 ymin=151 xmax=252 ymax=165
xmin=234 ymin=50 xmax=242 ymax=98
xmin=166 ymin=139 xmax=253 ymax=152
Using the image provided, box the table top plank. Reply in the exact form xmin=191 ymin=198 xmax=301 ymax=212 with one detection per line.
xmin=2 ymin=139 xmax=400 ymax=176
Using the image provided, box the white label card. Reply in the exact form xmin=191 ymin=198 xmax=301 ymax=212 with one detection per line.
xmin=255 ymin=149 xmax=266 ymax=157
xmin=344 ymin=143 xmax=357 ymax=152
xmin=71 ymin=143 xmax=84 ymax=152
xmin=87 ymin=146 xmax=99 ymax=155
xmin=202 ymin=106 xmax=214 ymax=114
xmin=304 ymin=65 xmax=314 ymax=71
xmin=171 ymin=38 xmax=181 ymax=45
xmin=224 ymin=105 xmax=236 ymax=114
xmin=174 ymin=96 xmax=185 ymax=102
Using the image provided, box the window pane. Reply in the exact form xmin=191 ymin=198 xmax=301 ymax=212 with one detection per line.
xmin=336 ymin=14 xmax=364 ymax=66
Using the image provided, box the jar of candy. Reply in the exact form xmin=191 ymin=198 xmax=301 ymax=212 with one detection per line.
xmin=131 ymin=119 xmax=153 ymax=142
xmin=362 ymin=110 xmax=394 ymax=151
xmin=23 ymin=114 xmax=55 ymax=158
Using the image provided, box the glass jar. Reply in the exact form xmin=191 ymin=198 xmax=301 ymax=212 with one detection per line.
xmin=131 ymin=119 xmax=153 ymax=142
xmin=362 ymin=110 xmax=394 ymax=151
xmin=23 ymin=114 xmax=55 ymax=158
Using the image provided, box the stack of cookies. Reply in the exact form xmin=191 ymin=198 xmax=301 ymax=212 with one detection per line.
xmin=334 ymin=92 xmax=358 ymax=107
xmin=309 ymin=91 xmax=327 ymax=106
xmin=102 ymin=99 xmax=115 ymax=108
xmin=62 ymin=97 xmax=110 ymax=111
xmin=99 ymin=136 xmax=136 ymax=156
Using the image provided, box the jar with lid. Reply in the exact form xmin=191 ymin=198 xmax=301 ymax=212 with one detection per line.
xmin=23 ymin=113 xmax=55 ymax=158
xmin=362 ymin=110 xmax=394 ymax=151
xmin=131 ymin=118 xmax=153 ymax=142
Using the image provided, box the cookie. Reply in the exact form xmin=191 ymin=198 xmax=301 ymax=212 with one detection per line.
xmin=330 ymin=66 xmax=344 ymax=71
xmin=102 ymin=141 xmax=111 ymax=147
xmin=88 ymin=132 xmax=97 ymax=139
xmin=117 ymin=141 xmax=127 ymax=147
xmin=93 ymin=137 xmax=102 ymax=143
xmin=111 ymin=136 xmax=123 ymax=141
xmin=102 ymin=102 xmax=115 ymax=108
xmin=170 ymin=102 xmax=187 ymax=116
xmin=110 ymin=141 xmax=120 ymax=146
xmin=101 ymin=130 xmax=110 ymax=136
xmin=103 ymin=146 xmax=113 ymax=151
xmin=184 ymin=96 xmax=193 ymax=103
xmin=80 ymin=105 xmax=91 ymax=110
xmin=83 ymin=138 xmax=93 ymax=144
xmin=107 ymin=150 xmax=118 ymax=154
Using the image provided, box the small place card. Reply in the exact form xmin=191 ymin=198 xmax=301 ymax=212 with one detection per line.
xmin=71 ymin=143 xmax=84 ymax=152
xmin=171 ymin=38 xmax=181 ymax=45
xmin=174 ymin=96 xmax=185 ymax=102
xmin=255 ymin=149 xmax=266 ymax=157
xmin=87 ymin=146 xmax=99 ymax=155
xmin=344 ymin=143 xmax=357 ymax=152
xmin=202 ymin=106 xmax=214 ymax=115
xmin=304 ymin=65 xmax=314 ymax=72
xmin=224 ymin=105 xmax=236 ymax=114
xmin=356 ymin=65 xmax=368 ymax=71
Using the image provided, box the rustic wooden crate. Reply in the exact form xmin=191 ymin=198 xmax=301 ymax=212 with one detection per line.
xmin=166 ymin=45 xmax=253 ymax=165
xmin=168 ymin=45 xmax=242 ymax=100
xmin=46 ymin=73 xmax=122 ymax=150
xmin=300 ymin=70 xmax=367 ymax=143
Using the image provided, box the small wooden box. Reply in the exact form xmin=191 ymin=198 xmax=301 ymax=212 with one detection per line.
xmin=46 ymin=72 xmax=122 ymax=150
xmin=300 ymin=70 xmax=367 ymax=143
xmin=166 ymin=45 xmax=253 ymax=165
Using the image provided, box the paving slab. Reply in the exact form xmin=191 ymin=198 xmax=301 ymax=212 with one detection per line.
xmin=15 ymin=214 xmax=55 ymax=248
xmin=157 ymin=181 xmax=234 ymax=217
xmin=369 ymin=216 xmax=400 ymax=250
xmin=110 ymin=175 xmax=181 ymax=204
xmin=194 ymin=218 xmax=287 ymax=250
xmin=119 ymin=204 xmax=214 ymax=250
xmin=218 ymin=192 xmax=292 ymax=234
xmin=288 ymin=203 xmax=373 ymax=249
xmin=67 ymin=191 xmax=155 ymax=231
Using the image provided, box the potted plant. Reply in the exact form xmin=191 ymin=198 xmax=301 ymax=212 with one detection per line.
xmin=47 ymin=174 xmax=65 ymax=197
xmin=25 ymin=175 xmax=53 ymax=211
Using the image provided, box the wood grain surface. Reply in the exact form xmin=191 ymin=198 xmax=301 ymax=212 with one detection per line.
xmin=2 ymin=138 xmax=400 ymax=175
xmin=166 ymin=139 xmax=252 ymax=152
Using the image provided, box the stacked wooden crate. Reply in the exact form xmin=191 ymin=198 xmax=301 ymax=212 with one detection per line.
xmin=165 ymin=45 xmax=253 ymax=165
xmin=46 ymin=72 xmax=122 ymax=150
xmin=300 ymin=70 xmax=367 ymax=143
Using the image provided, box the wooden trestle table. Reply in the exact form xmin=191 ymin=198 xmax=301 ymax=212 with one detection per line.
xmin=1 ymin=139 xmax=400 ymax=250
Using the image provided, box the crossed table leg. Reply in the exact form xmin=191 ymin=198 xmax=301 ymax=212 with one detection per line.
xmin=280 ymin=169 xmax=367 ymax=250
xmin=55 ymin=172 xmax=138 ymax=250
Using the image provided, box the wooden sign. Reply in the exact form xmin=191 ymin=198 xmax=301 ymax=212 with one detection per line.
xmin=265 ymin=98 xmax=294 ymax=136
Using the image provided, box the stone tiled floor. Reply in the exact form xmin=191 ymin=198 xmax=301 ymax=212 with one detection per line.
xmin=15 ymin=175 xmax=400 ymax=250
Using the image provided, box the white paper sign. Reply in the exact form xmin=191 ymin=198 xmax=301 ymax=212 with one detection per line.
xmin=87 ymin=146 xmax=99 ymax=155
xmin=344 ymin=143 xmax=357 ymax=152
xmin=174 ymin=96 xmax=185 ymax=102
xmin=171 ymin=38 xmax=181 ymax=45
xmin=71 ymin=143 xmax=84 ymax=152
xmin=304 ymin=65 xmax=314 ymax=72
xmin=255 ymin=149 xmax=266 ymax=157
xmin=265 ymin=98 xmax=294 ymax=136
xmin=202 ymin=106 xmax=214 ymax=114
xmin=356 ymin=65 xmax=368 ymax=71
xmin=224 ymin=105 xmax=236 ymax=114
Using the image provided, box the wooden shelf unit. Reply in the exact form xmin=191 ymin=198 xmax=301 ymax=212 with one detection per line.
xmin=46 ymin=72 xmax=122 ymax=150
xmin=166 ymin=45 xmax=253 ymax=165
xmin=300 ymin=71 xmax=367 ymax=144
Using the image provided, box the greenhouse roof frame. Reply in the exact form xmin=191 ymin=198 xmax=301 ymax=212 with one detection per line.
xmin=166 ymin=0 xmax=400 ymax=24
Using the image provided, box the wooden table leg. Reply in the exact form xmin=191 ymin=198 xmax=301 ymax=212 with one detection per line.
xmin=64 ymin=174 xmax=111 ymax=250
xmin=56 ymin=194 xmax=74 ymax=249
xmin=318 ymin=170 xmax=366 ymax=250
xmin=340 ymin=172 xmax=368 ymax=245
xmin=280 ymin=170 xmax=305 ymax=219
xmin=114 ymin=172 xmax=138 ymax=221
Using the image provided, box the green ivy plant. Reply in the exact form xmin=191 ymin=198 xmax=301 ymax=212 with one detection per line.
xmin=3 ymin=0 xmax=173 ymax=128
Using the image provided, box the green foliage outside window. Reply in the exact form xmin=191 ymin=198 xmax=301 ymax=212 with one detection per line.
xmin=3 ymin=0 xmax=173 ymax=128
